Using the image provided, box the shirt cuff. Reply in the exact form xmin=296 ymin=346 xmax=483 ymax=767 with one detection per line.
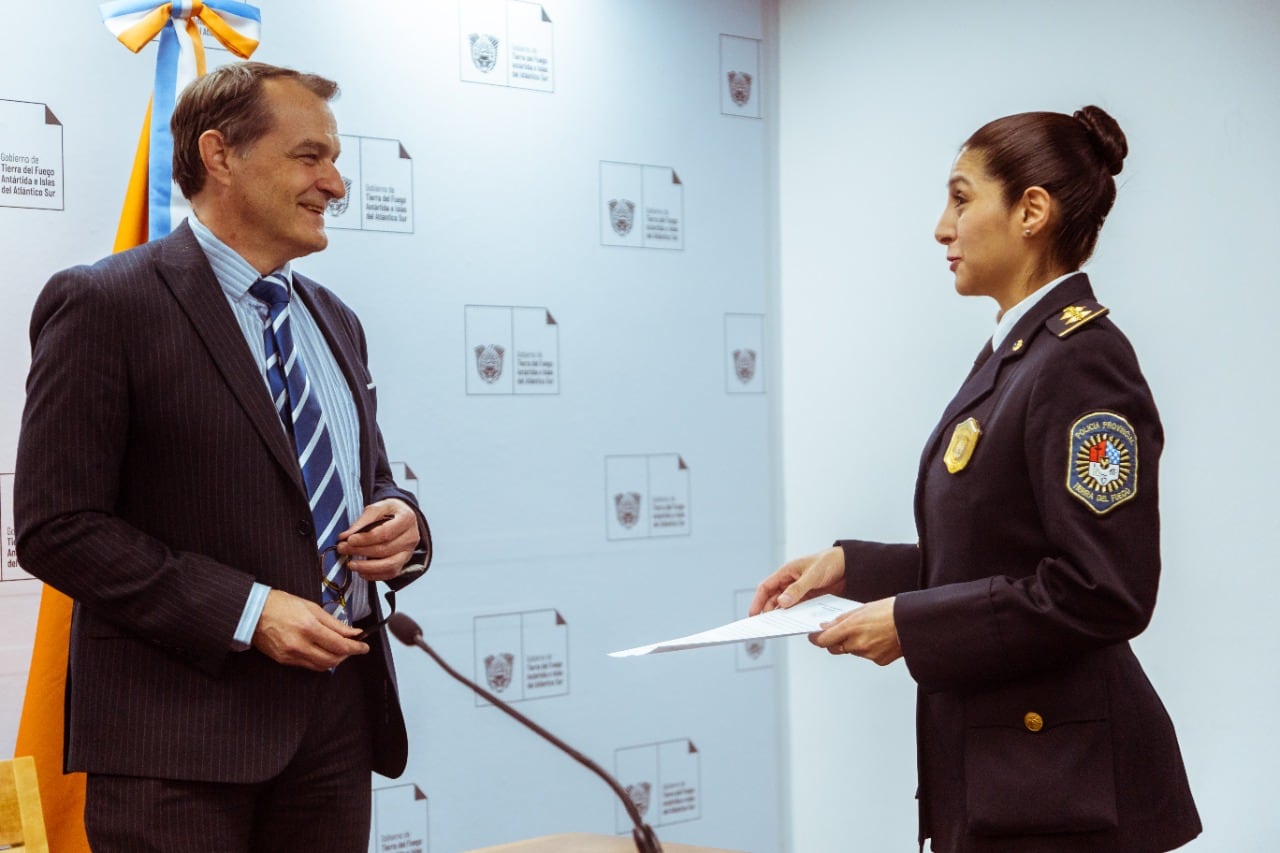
xmin=231 ymin=582 xmax=272 ymax=651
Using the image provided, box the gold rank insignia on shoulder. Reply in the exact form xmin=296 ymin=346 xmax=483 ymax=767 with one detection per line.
xmin=1046 ymin=299 xmax=1109 ymax=338
xmin=943 ymin=417 xmax=981 ymax=474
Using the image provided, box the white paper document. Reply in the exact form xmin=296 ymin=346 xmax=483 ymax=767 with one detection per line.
xmin=609 ymin=594 xmax=860 ymax=657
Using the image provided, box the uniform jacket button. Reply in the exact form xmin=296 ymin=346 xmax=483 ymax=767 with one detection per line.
xmin=1024 ymin=711 xmax=1044 ymax=732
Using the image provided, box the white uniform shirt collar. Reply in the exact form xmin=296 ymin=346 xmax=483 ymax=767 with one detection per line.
xmin=991 ymin=271 xmax=1080 ymax=351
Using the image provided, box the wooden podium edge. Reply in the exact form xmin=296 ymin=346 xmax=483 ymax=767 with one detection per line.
xmin=1 ymin=756 xmax=50 ymax=853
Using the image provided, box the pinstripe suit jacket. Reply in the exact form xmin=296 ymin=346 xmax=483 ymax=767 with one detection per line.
xmin=14 ymin=222 xmax=430 ymax=783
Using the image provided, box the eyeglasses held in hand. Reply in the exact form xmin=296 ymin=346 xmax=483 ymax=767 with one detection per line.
xmin=318 ymin=513 xmax=399 ymax=640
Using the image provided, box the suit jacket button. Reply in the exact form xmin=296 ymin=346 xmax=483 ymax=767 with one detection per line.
xmin=1024 ymin=711 xmax=1044 ymax=732
xmin=297 ymin=520 xmax=313 ymax=538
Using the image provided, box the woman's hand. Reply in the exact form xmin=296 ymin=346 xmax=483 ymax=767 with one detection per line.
xmin=809 ymin=597 xmax=903 ymax=666
xmin=749 ymin=546 xmax=847 ymax=615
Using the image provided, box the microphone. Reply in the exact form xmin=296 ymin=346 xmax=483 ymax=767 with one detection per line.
xmin=388 ymin=612 xmax=663 ymax=853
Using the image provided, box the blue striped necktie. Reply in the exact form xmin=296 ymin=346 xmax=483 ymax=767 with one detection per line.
xmin=249 ymin=273 xmax=352 ymax=624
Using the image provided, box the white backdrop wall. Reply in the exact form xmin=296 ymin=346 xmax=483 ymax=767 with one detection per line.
xmin=776 ymin=1 xmax=1280 ymax=851
xmin=1 ymin=2 xmax=781 ymax=851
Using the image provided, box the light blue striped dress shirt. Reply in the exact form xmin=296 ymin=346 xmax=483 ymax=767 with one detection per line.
xmin=188 ymin=214 xmax=370 ymax=647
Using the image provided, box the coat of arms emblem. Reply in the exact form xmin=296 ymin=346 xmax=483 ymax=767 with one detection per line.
xmin=608 ymin=198 xmax=636 ymax=237
xmin=474 ymin=344 xmax=506 ymax=384
xmin=614 ymin=492 xmax=642 ymax=529
xmin=727 ymin=70 xmax=753 ymax=106
xmin=327 ymin=177 xmax=353 ymax=216
xmin=733 ymin=348 xmax=757 ymax=383
xmin=484 ymin=652 xmax=515 ymax=692
xmin=469 ymin=33 xmax=500 ymax=73
xmin=625 ymin=782 xmax=652 ymax=818
xmin=1086 ymin=438 xmax=1123 ymax=486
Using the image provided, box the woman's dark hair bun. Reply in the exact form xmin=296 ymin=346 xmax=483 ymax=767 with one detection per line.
xmin=1074 ymin=105 xmax=1127 ymax=177
xmin=966 ymin=106 xmax=1129 ymax=267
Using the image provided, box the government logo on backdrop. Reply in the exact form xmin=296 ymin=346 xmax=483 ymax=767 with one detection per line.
xmin=484 ymin=652 xmax=515 ymax=692
xmin=608 ymin=198 xmax=635 ymax=236
xmin=328 ymin=177 xmax=353 ymax=216
xmin=474 ymin=344 xmax=506 ymax=384
xmin=469 ymin=34 xmax=500 ymax=72
xmin=614 ymin=492 xmax=642 ymax=529
xmin=733 ymin=348 xmax=757 ymax=383
xmin=625 ymin=782 xmax=652 ymax=818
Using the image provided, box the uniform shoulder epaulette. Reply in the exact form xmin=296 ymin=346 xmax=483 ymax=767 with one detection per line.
xmin=1046 ymin=298 xmax=1109 ymax=338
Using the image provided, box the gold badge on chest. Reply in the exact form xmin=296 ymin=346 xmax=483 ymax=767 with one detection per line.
xmin=943 ymin=417 xmax=982 ymax=474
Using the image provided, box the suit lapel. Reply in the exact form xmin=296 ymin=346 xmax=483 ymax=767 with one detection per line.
xmin=153 ymin=224 xmax=306 ymax=495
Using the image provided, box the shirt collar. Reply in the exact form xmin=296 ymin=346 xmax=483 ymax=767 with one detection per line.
xmin=991 ymin=271 xmax=1080 ymax=351
xmin=187 ymin=212 xmax=294 ymax=303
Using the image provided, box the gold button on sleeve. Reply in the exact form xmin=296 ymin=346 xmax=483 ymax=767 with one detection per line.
xmin=1024 ymin=711 xmax=1044 ymax=732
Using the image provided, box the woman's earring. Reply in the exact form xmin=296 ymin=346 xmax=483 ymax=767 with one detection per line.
xmin=1023 ymin=229 xmax=1032 ymax=237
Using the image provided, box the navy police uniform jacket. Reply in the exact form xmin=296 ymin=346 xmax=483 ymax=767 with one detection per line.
xmin=839 ymin=273 xmax=1200 ymax=852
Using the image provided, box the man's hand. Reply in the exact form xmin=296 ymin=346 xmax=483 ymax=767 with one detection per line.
xmin=749 ymin=546 xmax=847 ymax=615
xmin=339 ymin=498 xmax=420 ymax=581
xmin=252 ymin=589 xmax=369 ymax=671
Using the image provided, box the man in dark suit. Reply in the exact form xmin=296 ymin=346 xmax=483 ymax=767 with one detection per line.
xmin=14 ymin=62 xmax=430 ymax=851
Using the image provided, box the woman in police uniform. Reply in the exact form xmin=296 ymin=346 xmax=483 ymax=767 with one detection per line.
xmin=751 ymin=107 xmax=1200 ymax=852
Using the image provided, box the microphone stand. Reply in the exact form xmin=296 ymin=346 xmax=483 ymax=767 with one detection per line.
xmin=388 ymin=612 xmax=662 ymax=853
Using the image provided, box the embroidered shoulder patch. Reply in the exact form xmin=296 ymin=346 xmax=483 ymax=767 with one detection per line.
xmin=1067 ymin=412 xmax=1138 ymax=514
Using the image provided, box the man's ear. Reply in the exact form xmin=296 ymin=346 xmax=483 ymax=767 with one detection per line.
xmin=1018 ymin=185 xmax=1053 ymax=237
xmin=197 ymin=129 xmax=233 ymax=188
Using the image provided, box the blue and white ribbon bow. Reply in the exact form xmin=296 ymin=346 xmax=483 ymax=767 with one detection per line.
xmin=101 ymin=0 xmax=261 ymax=240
